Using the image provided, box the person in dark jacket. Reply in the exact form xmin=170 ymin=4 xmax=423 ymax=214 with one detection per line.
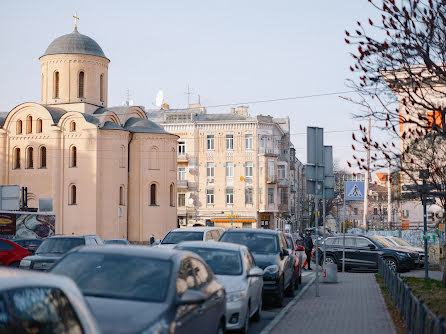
xmin=304 ymin=231 xmax=314 ymax=270
xmin=149 ymin=234 xmax=155 ymax=245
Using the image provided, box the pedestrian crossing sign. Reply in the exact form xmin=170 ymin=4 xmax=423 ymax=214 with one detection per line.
xmin=345 ymin=181 xmax=364 ymax=201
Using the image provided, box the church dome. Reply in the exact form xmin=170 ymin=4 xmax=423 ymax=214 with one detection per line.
xmin=42 ymin=29 xmax=107 ymax=59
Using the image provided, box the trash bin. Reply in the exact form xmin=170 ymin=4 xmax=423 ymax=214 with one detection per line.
xmin=321 ymin=263 xmax=338 ymax=283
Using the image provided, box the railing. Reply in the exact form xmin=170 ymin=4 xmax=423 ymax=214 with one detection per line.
xmin=177 ymin=153 xmax=188 ymax=162
xmin=378 ymin=257 xmax=446 ymax=333
xmin=177 ymin=180 xmax=188 ymax=188
xmin=259 ymin=147 xmax=279 ymax=156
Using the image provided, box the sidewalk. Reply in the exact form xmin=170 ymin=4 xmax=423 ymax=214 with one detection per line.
xmin=269 ymin=272 xmax=396 ymax=334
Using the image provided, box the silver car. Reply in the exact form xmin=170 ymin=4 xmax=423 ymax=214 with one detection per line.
xmin=0 ymin=268 xmax=102 ymax=334
xmin=176 ymin=241 xmax=263 ymax=333
xmin=384 ymin=236 xmax=425 ymax=266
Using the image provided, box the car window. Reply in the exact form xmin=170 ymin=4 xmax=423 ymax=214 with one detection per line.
xmin=247 ymin=250 xmax=256 ymax=268
xmin=338 ymin=237 xmax=355 ymax=247
xmin=95 ymin=237 xmax=103 ymax=245
xmin=85 ymin=238 xmax=94 ymax=245
xmin=243 ymin=249 xmax=255 ymax=273
xmin=190 ymin=258 xmax=211 ymax=287
xmin=0 ymin=294 xmax=12 ymax=329
xmin=285 ymin=236 xmax=294 ymax=250
xmin=217 ymin=230 xmax=223 ymax=239
xmin=9 ymin=287 xmax=84 ymax=334
xmin=210 ymin=230 xmax=219 ymax=240
xmin=0 ymin=241 xmax=13 ymax=251
xmin=161 ymin=231 xmax=204 ymax=244
xmin=355 ymin=238 xmax=372 ymax=248
xmin=176 ymin=259 xmax=195 ymax=296
xmin=36 ymin=238 xmax=84 ymax=254
xmin=205 ymin=231 xmax=213 ymax=241
xmin=325 ymin=238 xmax=338 ymax=246
xmin=220 ymin=232 xmax=279 ymax=254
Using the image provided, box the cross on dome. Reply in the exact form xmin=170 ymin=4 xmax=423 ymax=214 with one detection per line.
xmin=73 ymin=12 xmax=79 ymax=30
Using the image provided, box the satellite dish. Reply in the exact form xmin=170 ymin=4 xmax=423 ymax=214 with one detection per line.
xmin=155 ymin=90 xmax=164 ymax=108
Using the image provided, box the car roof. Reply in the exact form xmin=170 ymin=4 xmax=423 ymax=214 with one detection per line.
xmin=223 ymin=228 xmax=280 ymax=235
xmin=168 ymin=227 xmax=224 ymax=232
xmin=104 ymin=239 xmax=128 ymax=241
xmin=176 ymin=241 xmax=246 ymax=252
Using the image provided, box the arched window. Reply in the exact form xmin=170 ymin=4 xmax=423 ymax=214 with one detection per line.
xmin=78 ymin=71 xmax=84 ymax=98
xmin=40 ymin=146 xmax=47 ymax=168
xmin=70 ymin=121 xmax=76 ymax=132
xmin=70 ymin=184 xmax=77 ymax=205
xmin=13 ymin=148 xmax=20 ymax=169
xmin=171 ymin=148 xmax=176 ymax=171
xmin=17 ymin=120 xmax=22 ymax=134
xmin=100 ymin=74 xmax=104 ymax=102
xmin=149 ymin=147 xmax=159 ymax=169
xmin=26 ymin=147 xmax=33 ymax=168
xmin=70 ymin=146 xmax=77 ymax=167
xmin=150 ymin=184 xmax=157 ymax=206
xmin=37 ymin=119 xmax=42 ymax=133
xmin=119 ymin=185 xmax=125 ymax=206
xmin=54 ymin=71 xmax=60 ymax=98
xmin=26 ymin=115 xmax=32 ymax=134
xmin=170 ymin=184 xmax=175 ymax=207
xmin=120 ymin=145 xmax=126 ymax=168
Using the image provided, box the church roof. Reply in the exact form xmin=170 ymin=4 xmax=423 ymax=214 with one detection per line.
xmin=43 ymin=106 xmax=67 ymax=123
xmin=123 ymin=117 xmax=171 ymax=135
xmin=100 ymin=121 xmax=125 ymax=130
xmin=42 ymin=29 xmax=107 ymax=59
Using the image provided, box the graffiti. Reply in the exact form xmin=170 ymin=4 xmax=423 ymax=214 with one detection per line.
xmin=428 ymin=246 xmax=440 ymax=264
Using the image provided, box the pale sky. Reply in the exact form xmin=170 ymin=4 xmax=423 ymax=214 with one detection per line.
xmin=0 ymin=0 xmax=378 ymax=168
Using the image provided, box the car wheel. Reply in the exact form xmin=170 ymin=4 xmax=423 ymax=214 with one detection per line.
xmin=252 ymin=298 xmax=261 ymax=322
xmin=275 ymin=278 xmax=284 ymax=307
xmin=385 ymin=258 xmax=398 ymax=272
xmin=324 ymin=255 xmax=336 ymax=265
xmin=8 ymin=261 xmax=19 ymax=268
xmin=241 ymin=304 xmax=250 ymax=334
xmin=285 ymin=275 xmax=295 ymax=297
xmin=216 ymin=320 xmax=225 ymax=334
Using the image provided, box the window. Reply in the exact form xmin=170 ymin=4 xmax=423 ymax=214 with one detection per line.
xmin=268 ymin=160 xmax=275 ymax=178
xmin=226 ymin=162 xmax=234 ymax=177
xmin=268 ymin=187 xmax=274 ymax=205
xmin=149 ymin=147 xmax=159 ymax=169
xmin=120 ymin=145 xmax=126 ymax=168
xmin=13 ymin=148 xmax=20 ymax=169
xmin=26 ymin=115 xmax=32 ymax=134
xmin=206 ymin=163 xmax=215 ymax=178
xmin=178 ymin=194 xmax=185 ymax=207
xmin=178 ymin=167 xmax=186 ymax=180
xmin=226 ymin=188 xmax=234 ymax=205
xmin=278 ymin=165 xmax=286 ymax=179
xmin=78 ymin=71 xmax=84 ymax=98
xmin=70 ymin=185 xmax=77 ymax=205
xmin=178 ymin=141 xmax=186 ymax=155
xmin=245 ymin=134 xmax=253 ymax=150
xmin=70 ymin=121 xmax=76 ymax=132
xmin=356 ymin=238 xmax=371 ymax=248
xmin=26 ymin=147 xmax=33 ymax=168
xmin=245 ymin=188 xmax=253 ymax=205
xmin=54 ymin=71 xmax=60 ymax=98
xmin=373 ymin=207 xmax=378 ymax=215
xmin=344 ymin=237 xmax=355 ymax=247
xmin=261 ymin=136 xmax=267 ymax=149
xmin=100 ymin=74 xmax=104 ymax=102
xmin=150 ymin=184 xmax=157 ymax=205
xmin=37 ymin=119 xmax=42 ymax=133
xmin=17 ymin=120 xmax=22 ymax=134
xmin=70 ymin=146 xmax=77 ymax=167
xmin=226 ymin=134 xmax=234 ymax=150
xmin=207 ymin=189 xmax=215 ymax=205
xmin=383 ymin=208 xmax=388 ymax=216
xmin=245 ymin=162 xmax=253 ymax=177
xmin=170 ymin=184 xmax=175 ymax=207
xmin=207 ymin=135 xmax=214 ymax=150
xmin=119 ymin=185 xmax=125 ymax=205
xmin=353 ymin=207 xmax=359 ymax=215
xmin=40 ymin=146 xmax=47 ymax=168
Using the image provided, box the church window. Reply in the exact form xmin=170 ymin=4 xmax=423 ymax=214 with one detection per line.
xmin=70 ymin=121 xmax=76 ymax=132
xmin=119 ymin=185 xmax=125 ymax=206
xmin=171 ymin=148 xmax=176 ymax=171
xmin=26 ymin=147 xmax=33 ymax=169
xmin=54 ymin=71 xmax=60 ymax=99
xmin=17 ymin=120 xmax=22 ymax=135
xmin=170 ymin=184 xmax=175 ymax=207
xmin=70 ymin=184 xmax=77 ymax=205
xmin=37 ymin=119 xmax=42 ymax=133
xmin=13 ymin=148 xmax=20 ymax=169
xmin=40 ymin=146 xmax=47 ymax=168
xmin=100 ymin=74 xmax=104 ymax=102
xmin=78 ymin=71 xmax=85 ymax=98
xmin=70 ymin=146 xmax=77 ymax=167
xmin=150 ymin=183 xmax=157 ymax=206
xmin=120 ymin=145 xmax=126 ymax=168
xmin=26 ymin=115 xmax=32 ymax=134
xmin=149 ymin=147 xmax=159 ymax=170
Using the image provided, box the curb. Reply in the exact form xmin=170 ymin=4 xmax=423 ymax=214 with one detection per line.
xmin=258 ymin=274 xmax=316 ymax=334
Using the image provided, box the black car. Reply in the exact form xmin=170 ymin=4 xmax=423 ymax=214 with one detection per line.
xmin=220 ymin=229 xmax=295 ymax=306
xmin=13 ymin=239 xmax=43 ymax=254
xmin=318 ymin=234 xmax=420 ymax=272
xmin=49 ymin=245 xmax=227 ymax=334
xmin=19 ymin=235 xmax=103 ymax=271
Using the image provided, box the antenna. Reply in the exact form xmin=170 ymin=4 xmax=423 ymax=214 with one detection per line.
xmin=184 ymin=85 xmax=193 ymax=107
xmin=122 ymin=88 xmax=133 ymax=106
xmin=155 ymin=90 xmax=164 ymax=108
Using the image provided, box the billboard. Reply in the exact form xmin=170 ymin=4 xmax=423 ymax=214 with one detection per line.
xmin=0 ymin=212 xmax=55 ymax=239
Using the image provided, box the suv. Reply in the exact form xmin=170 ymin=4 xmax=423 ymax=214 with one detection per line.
xmin=220 ymin=229 xmax=295 ymax=306
xmin=318 ymin=234 xmax=419 ymax=272
xmin=158 ymin=227 xmax=224 ymax=248
xmin=19 ymin=235 xmax=103 ymax=271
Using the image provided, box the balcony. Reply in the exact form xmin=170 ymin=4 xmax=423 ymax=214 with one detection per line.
xmin=259 ymin=147 xmax=279 ymax=156
xmin=278 ymin=178 xmax=289 ymax=187
xmin=266 ymin=175 xmax=278 ymax=184
xmin=226 ymin=151 xmax=234 ymax=161
xmin=177 ymin=153 xmax=188 ymax=162
xmin=278 ymin=203 xmax=289 ymax=212
xmin=206 ymin=151 xmax=214 ymax=161
xmin=177 ymin=180 xmax=188 ymax=188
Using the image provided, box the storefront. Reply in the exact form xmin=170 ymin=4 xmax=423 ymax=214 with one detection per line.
xmin=259 ymin=213 xmax=274 ymax=229
xmin=210 ymin=217 xmax=256 ymax=229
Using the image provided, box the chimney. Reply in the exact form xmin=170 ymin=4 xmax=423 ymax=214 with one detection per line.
xmin=230 ymin=107 xmax=236 ymax=114
xmin=236 ymin=106 xmax=248 ymax=116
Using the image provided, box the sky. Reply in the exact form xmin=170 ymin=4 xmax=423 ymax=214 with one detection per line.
xmin=0 ymin=0 xmax=380 ymax=168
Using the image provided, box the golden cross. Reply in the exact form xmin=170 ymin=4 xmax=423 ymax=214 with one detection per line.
xmin=73 ymin=12 xmax=79 ymax=30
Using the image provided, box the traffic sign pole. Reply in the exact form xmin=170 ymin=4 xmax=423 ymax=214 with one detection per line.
xmin=342 ymin=181 xmax=346 ymax=273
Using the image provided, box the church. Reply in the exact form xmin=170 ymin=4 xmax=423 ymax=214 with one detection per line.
xmin=0 ymin=23 xmax=178 ymax=242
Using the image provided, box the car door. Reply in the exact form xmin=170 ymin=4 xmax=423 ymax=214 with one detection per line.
xmin=0 ymin=240 xmax=14 ymax=266
xmin=245 ymin=249 xmax=262 ymax=312
xmin=351 ymin=237 xmax=379 ymax=268
xmin=332 ymin=237 xmax=356 ymax=267
xmin=279 ymin=234 xmax=293 ymax=287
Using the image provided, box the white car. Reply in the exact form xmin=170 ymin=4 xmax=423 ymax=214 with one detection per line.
xmin=175 ymin=241 xmax=263 ymax=333
xmin=158 ymin=226 xmax=224 ymax=248
xmin=0 ymin=267 xmax=102 ymax=333
xmin=384 ymin=236 xmax=425 ymax=267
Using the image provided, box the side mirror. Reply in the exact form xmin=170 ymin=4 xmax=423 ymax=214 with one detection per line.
xmin=296 ymin=246 xmax=305 ymax=251
xmin=178 ymin=290 xmax=206 ymax=305
xmin=248 ymin=267 xmax=263 ymax=277
xmin=368 ymin=244 xmax=376 ymax=250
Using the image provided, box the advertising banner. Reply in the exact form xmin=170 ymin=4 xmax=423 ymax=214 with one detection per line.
xmin=0 ymin=212 xmax=55 ymax=239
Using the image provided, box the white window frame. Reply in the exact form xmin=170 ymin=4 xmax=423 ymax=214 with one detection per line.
xmin=178 ymin=141 xmax=186 ymax=155
xmin=226 ymin=188 xmax=234 ymax=205
xmin=178 ymin=167 xmax=186 ymax=181
xmin=245 ymin=188 xmax=253 ymax=205
xmin=226 ymin=162 xmax=234 ymax=177
xmin=268 ymin=187 xmax=274 ymax=205
xmin=245 ymin=162 xmax=253 ymax=178
xmin=207 ymin=189 xmax=215 ymax=205
xmin=226 ymin=134 xmax=234 ymax=150
xmin=278 ymin=165 xmax=286 ymax=179
xmin=207 ymin=135 xmax=214 ymax=150
xmin=178 ymin=193 xmax=186 ymax=207
xmin=245 ymin=134 xmax=253 ymax=150
xmin=268 ymin=160 xmax=275 ymax=178
xmin=206 ymin=163 xmax=215 ymax=178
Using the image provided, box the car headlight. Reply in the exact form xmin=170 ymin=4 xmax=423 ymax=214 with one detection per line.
xmin=263 ymin=265 xmax=279 ymax=275
xmin=141 ymin=320 xmax=169 ymax=334
xmin=227 ymin=290 xmax=247 ymax=303
xmin=20 ymin=259 xmax=31 ymax=267
xmin=396 ymin=251 xmax=409 ymax=258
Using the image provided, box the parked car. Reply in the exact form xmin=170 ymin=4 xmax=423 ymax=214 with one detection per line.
xmin=220 ymin=229 xmax=295 ymax=306
xmin=0 ymin=239 xmax=31 ymax=267
xmin=104 ymin=239 xmax=130 ymax=245
xmin=175 ymin=241 xmax=263 ymax=333
xmin=317 ymin=234 xmax=420 ymax=272
xmin=284 ymin=233 xmax=303 ymax=288
xmin=0 ymin=267 xmax=102 ymax=333
xmin=13 ymin=238 xmax=43 ymax=254
xmin=384 ymin=236 xmax=425 ymax=267
xmin=19 ymin=235 xmax=103 ymax=271
xmin=158 ymin=227 xmax=225 ymax=248
xmin=49 ymin=245 xmax=226 ymax=334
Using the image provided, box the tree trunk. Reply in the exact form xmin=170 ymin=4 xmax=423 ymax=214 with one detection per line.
xmin=443 ymin=245 xmax=446 ymax=286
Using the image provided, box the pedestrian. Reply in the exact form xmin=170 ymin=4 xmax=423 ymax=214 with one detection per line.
xmin=149 ymin=234 xmax=155 ymax=246
xmin=304 ymin=231 xmax=314 ymax=270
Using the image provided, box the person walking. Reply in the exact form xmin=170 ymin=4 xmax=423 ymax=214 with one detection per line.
xmin=149 ymin=234 xmax=155 ymax=246
xmin=304 ymin=231 xmax=314 ymax=270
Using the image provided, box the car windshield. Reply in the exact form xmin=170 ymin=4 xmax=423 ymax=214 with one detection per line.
xmin=369 ymin=236 xmax=393 ymax=248
xmin=104 ymin=240 xmax=128 ymax=245
xmin=50 ymin=253 xmax=172 ymax=302
xmin=220 ymin=232 xmax=279 ymax=254
xmin=36 ymin=238 xmax=84 ymax=254
xmin=177 ymin=247 xmax=243 ymax=275
xmin=391 ymin=237 xmax=411 ymax=247
xmin=161 ymin=231 xmax=204 ymax=244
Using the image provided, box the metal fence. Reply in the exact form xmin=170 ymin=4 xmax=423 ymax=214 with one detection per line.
xmin=378 ymin=257 xmax=446 ymax=334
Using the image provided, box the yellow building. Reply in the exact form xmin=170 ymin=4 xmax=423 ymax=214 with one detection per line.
xmin=0 ymin=26 xmax=178 ymax=241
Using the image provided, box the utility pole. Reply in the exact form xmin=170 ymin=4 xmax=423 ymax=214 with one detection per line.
xmin=387 ymin=160 xmax=392 ymax=224
xmin=342 ymin=181 xmax=346 ymax=273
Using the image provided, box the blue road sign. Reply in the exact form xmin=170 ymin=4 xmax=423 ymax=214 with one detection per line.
xmin=345 ymin=181 xmax=365 ymax=201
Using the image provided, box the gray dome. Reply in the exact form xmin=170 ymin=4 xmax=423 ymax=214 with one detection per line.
xmin=124 ymin=117 xmax=172 ymax=135
xmin=42 ymin=29 xmax=107 ymax=59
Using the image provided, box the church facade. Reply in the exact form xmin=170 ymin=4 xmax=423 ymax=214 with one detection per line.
xmin=0 ymin=27 xmax=178 ymax=241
